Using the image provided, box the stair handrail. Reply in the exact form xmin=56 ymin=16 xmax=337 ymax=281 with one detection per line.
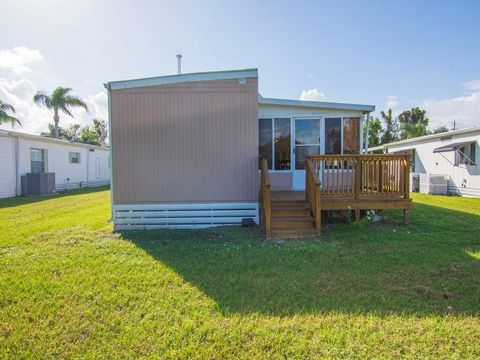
xmin=260 ymin=157 xmax=271 ymax=239
xmin=306 ymin=158 xmax=321 ymax=235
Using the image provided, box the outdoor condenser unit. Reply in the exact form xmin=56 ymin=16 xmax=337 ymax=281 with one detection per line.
xmin=419 ymin=174 xmax=448 ymax=195
xmin=21 ymin=173 xmax=56 ymax=195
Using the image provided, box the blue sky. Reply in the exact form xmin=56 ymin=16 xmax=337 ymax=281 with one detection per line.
xmin=1 ymin=0 xmax=479 ymax=133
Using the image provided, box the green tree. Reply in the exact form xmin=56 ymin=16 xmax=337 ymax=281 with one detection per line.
xmin=398 ymin=107 xmax=429 ymax=139
xmin=0 ymin=99 xmax=21 ymax=127
xmin=363 ymin=116 xmax=382 ymax=148
xmin=380 ymin=109 xmax=398 ymax=144
xmin=92 ymin=118 xmax=108 ymax=145
xmin=33 ymin=87 xmax=88 ymax=138
xmin=79 ymin=126 xmax=101 ymax=146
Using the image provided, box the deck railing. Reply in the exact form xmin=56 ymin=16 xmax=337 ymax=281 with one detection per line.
xmin=307 ymin=154 xmax=411 ymax=199
xmin=260 ymin=157 xmax=272 ymax=238
xmin=306 ymin=158 xmax=322 ymax=235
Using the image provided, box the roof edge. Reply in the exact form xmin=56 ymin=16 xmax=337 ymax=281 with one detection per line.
xmin=259 ymin=97 xmax=375 ymax=112
xmin=370 ymin=126 xmax=480 ymax=150
xmin=0 ymin=129 xmax=109 ymax=150
xmin=105 ymin=68 xmax=258 ymax=90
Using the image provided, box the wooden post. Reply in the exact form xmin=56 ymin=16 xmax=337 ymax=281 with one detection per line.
xmin=315 ymin=186 xmax=321 ymax=236
xmin=355 ymin=209 xmax=361 ymax=221
xmin=404 ymin=154 xmax=410 ymax=199
xmin=355 ymin=156 xmax=362 ymax=200
xmin=403 ymin=209 xmax=409 ymax=225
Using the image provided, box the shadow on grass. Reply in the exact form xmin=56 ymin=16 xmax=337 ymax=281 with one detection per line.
xmin=121 ymin=202 xmax=480 ymax=317
xmin=0 ymin=186 xmax=110 ymax=209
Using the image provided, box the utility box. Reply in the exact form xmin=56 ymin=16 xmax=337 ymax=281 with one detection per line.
xmin=419 ymin=174 xmax=448 ymax=195
xmin=21 ymin=173 xmax=55 ymax=195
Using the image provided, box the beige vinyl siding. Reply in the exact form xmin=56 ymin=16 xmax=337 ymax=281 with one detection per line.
xmin=111 ymin=78 xmax=259 ymax=204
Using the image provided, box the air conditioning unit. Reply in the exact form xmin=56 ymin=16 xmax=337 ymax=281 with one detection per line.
xmin=21 ymin=173 xmax=56 ymax=195
xmin=419 ymin=174 xmax=448 ymax=195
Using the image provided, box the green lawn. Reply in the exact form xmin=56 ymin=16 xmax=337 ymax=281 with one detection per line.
xmin=1 ymin=187 xmax=479 ymax=358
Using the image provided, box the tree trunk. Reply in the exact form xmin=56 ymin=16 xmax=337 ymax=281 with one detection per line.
xmin=53 ymin=108 xmax=59 ymax=138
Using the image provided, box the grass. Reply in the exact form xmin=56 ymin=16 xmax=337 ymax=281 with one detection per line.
xmin=0 ymin=187 xmax=479 ymax=358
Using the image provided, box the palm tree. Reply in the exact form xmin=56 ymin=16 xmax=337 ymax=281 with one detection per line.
xmin=33 ymin=87 xmax=88 ymax=138
xmin=0 ymin=99 xmax=21 ymax=127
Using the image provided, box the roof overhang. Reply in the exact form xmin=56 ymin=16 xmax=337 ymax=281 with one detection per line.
xmin=105 ymin=68 xmax=258 ymax=91
xmin=433 ymin=141 xmax=474 ymax=153
xmin=259 ymin=96 xmax=375 ymax=112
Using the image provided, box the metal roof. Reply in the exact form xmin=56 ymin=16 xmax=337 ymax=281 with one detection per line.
xmin=433 ymin=141 xmax=474 ymax=153
xmin=370 ymin=126 xmax=480 ymax=151
xmin=105 ymin=68 xmax=258 ymax=90
xmin=259 ymin=96 xmax=375 ymax=112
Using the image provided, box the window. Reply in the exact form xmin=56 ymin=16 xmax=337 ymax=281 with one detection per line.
xmin=343 ymin=117 xmax=360 ymax=154
xmin=274 ymin=118 xmax=291 ymax=170
xmin=30 ymin=148 xmax=47 ymax=173
xmin=325 ymin=118 xmax=342 ymax=154
xmin=259 ymin=118 xmax=292 ymax=170
xmin=458 ymin=143 xmax=476 ymax=165
xmin=69 ymin=151 xmax=81 ymax=164
xmin=259 ymin=118 xmax=273 ymax=169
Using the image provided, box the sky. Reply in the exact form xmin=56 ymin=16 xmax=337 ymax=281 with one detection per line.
xmin=1 ymin=0 xmax=480 ymax=134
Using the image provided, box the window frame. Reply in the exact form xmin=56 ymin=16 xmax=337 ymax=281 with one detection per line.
xmin=457 ymin=142 xmax=476 ymax=166
xmin=259 ymin=117 xmax=293 ymax=172
xmin=69 ymin=151 xmax=81 ymax=164
xmin=30 ymin=148 xmax=48 ymax=174
xmin=259 ymin=115 xmax=363 ymax=172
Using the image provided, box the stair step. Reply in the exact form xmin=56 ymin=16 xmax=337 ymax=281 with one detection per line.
xmin=272 ymin=207 xmax=311 ymax=217
xmin=271 ymin=200 xmax=308 ymax=207
xmin=272 ymin=217 xmax=314 ymax=229
xmin=270 ymin=228 xmax=318 ymax=239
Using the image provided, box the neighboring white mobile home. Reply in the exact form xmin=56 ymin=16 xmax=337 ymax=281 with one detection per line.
xmin=0 ymin=130 xmax=110 ymax=199
xmin=371 ymin=127 xmax=480 ymax=197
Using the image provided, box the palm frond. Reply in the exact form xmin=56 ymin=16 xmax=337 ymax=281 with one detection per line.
xmin=51 ymin=87 xmax=72 ymax=105
xmin=33 ymin=92 xmax=52 ymax=108
xmin=60 ymin=104 xmax=74 ymax=117
xmin=0 ymin=100 xmax=15 ymax=113
xmin=0 ymin=114 xmax=21 ymax=126
xmin=64 ymin=96 xmax=89 ymax=112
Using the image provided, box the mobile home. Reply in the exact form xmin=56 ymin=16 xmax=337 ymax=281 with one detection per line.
xmin=106 ymin=68 xmax=411 ymax=237
xmin=371 ymin=127 xmax=480 ymax=197
xmin=0 ymin=130 xmax=110 ymax=199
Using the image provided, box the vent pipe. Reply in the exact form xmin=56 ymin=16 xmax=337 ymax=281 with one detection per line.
xmin=176 ymin=54 xmax=182 ymax=74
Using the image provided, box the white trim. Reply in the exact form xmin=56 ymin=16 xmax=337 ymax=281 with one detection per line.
xmin=105 ymin=68 xmax=258 ymax=90
xmin=259 ymin=96 xmax=375 ymax=112
xmin=107 ymin=88 xmax=114 ymax=220
xmin=113 ymin=202 xmax=259 ymax=230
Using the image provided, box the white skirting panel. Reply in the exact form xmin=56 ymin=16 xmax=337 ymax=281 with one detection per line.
xmin=113 ymin=202 xmax=259 ymax=230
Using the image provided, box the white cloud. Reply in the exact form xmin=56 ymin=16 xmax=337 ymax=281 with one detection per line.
xmin=0 ymin=77 xmax=107 ymax=134
xmin=385 ymin=95 xmax=398 ymax=110
xmin=422 ymin=81 xmax=480 ymax=129
xmin=462 ymin=79 xmax=480 ymax=91
xmin=0 ymin=47 xmax=44 ymax=74
xmin=300 ymin=88 xmax=326 ymax=101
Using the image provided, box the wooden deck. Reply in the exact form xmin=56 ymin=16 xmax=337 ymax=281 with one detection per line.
xmin=260 ymin=154 xmax=412 ymax=239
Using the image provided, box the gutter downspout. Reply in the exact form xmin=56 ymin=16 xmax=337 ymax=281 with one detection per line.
xmin=365 ymin=112 xmax=370 ymax=153
xmin=104 ymin=83 xmax=114 ymax=223
xmin=15 ymin=136 xmax=19 ymax=195
xmin=359 ymin=113 xmax=364 ymax=154
xmin=86 ymin=147 xmax=90 ymax=187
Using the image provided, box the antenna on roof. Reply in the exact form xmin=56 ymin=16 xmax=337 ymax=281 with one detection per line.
xmin=176 ymin=54 xmax=182 ymax=74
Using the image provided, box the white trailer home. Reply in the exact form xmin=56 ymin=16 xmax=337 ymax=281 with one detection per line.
xmin=0 ymin=129 xmax=110 ymax=199
xmin=371 ymin=127 xmax=480 ymax=197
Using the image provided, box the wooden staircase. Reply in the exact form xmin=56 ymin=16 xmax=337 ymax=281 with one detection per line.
xmin=270 ymin=196 xmax=317 ymax=238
